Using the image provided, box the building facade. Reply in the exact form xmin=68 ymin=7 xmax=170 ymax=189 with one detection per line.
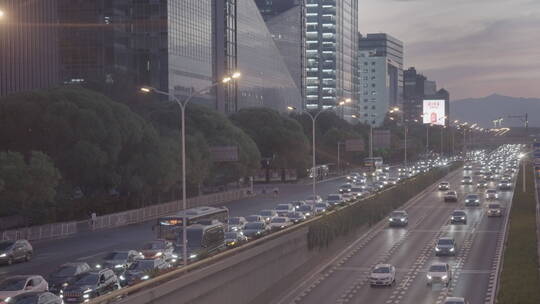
xmin=357 ymin=50 xmax=389 ymax=127
xmin=0 ymin=0 xmax=59 ymax=97
xmin=305 ymin=0 xmax=358 ymax=113
xmin=359 ymin=33 xmax=403 ymax=108
xmin=403 ymin=67 xmax=426 ymax=123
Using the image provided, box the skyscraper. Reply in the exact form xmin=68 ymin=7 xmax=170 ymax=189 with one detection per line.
xmin=359 ymin=34 xmax=403 ymax=108
xmin=0 ymin=0 xmax=59 ymax=97
xmin=403 ymin=67 xmax=426 ymax=123
xmin=357 ymin=50 xmax=390 ymax=126
xmin=305 ymin=0 xmax=358 ymax=111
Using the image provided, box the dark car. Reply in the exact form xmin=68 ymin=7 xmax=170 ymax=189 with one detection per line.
xmin=4 ymin=292 xmax=62 ymax=304
xmin=435 ymin=237 xmax=457 ymax=256
xmin=464 ymin=194 xmax=480 ymax=207
xmin=296 ymin=204 xmax=314 ymax=218
xmin=121 ymin=259 xmax=170 ymax=286
xmin=338 ymin=183 xmax=352 ymax=194
xmin=242 ymin=222 xmax=270 ymax=240
xmin=286 ymin=212 xmax=307 ymax=223
xmin=61 ymin=269 xmax=120 ymax=303
xmin=0 ymin=240 xmax=33 ymax=265
xmin=97 ymin=250 xmax=142 ymax=274
xmin=48 ymin=262 xmax=92 ymax=294
xmin=498 ymin=179 xmax=512 ymax=191
xmin=224 ymin=231 xmax=248 ymax=248
xmin=450 ymin=210 xmax=467 ymax=224
xmin=388 ymin=211 xmax=408 ymax=227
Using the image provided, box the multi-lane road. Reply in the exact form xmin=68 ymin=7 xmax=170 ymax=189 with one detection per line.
xmin=276 ymin=166 xmax=513 ymax=304
xmin=0 ymin=175 xmax=349 ymax=281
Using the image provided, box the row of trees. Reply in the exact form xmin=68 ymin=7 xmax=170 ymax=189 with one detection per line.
xmin=0 ymin=86 xmax=462 ymax=225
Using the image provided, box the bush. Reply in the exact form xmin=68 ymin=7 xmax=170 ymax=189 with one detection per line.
xmin=307 ymin=162 xmax=461 ymax=250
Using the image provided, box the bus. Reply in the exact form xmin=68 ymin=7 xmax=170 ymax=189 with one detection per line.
xmin=364 ymin=157 xmax=383 ymax=168
xmin=156 ymin=206 xmax=228 ymax=240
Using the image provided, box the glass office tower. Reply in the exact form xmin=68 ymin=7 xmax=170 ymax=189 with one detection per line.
xmin=305 ymin=0 xmax=358 ymax=111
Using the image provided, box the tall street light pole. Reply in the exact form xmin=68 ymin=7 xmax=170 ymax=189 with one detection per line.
xmin=140 ymin=71 xmax=240 ymax=267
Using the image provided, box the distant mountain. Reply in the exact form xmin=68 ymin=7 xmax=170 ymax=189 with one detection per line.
xmin=450 ymin=94 xmax=540 ymax=128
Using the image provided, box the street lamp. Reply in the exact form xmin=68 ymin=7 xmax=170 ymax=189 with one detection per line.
xmin=0 ymin=9 xmax=5 ymax=19
xmin=287 ymin=105 xmax=338 ymax=198
xmin=139 ymin=71 xmax=240 ymax=267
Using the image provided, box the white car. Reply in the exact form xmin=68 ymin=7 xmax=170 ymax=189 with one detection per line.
xmin=305 ymin=195 xmax=323 ymax=205
xmin=444 ymin=297 xmax=468 ymax=304
xmin=487 ymin=203 xmax=503 ymax=217
xmin=426 ymin=263 xmax=452 ymax=286
xmin=268 ymin=217 xmax=293 ymax=230
xmin=0 ymin=275 xmax=49 ymax=301
xmin=485 ymin=189 xmax=499 ymax=200
xmin=369 ymin=264 xmax=396 ymax=287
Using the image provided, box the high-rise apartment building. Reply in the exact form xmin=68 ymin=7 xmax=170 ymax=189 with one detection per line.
xmin=359 ymin=33 xmax=403 ymax=107
xmin=0 ymin=0 xmax=59 ymax=97
xmin=305 ymin=0 xmax=358 ymax=112
xmin=357 ymin=50 xmax=390 ymax=127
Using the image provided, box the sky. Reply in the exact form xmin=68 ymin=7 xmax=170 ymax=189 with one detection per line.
xmin=359 ymin=0 xmax=540 ymax=100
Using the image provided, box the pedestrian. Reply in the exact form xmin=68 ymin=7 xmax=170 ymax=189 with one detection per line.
xmin=90 ymin=212 xmax=97 ymax=230
xmin=273 ymin=187 xmax=279 ymax=198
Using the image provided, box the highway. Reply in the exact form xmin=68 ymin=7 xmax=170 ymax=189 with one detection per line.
xmin=0 ymin=176 xmax=349 ymax=281
xmin=276 ymin=166 xmax=513 ymax=304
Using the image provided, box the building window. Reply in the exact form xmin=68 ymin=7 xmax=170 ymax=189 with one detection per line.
xmin=372 ymin=106 xmax=376 ymax=110
xmin=371 ymin=83 xmax=376 ymax=88
xmin=371 ymin=69 xmax=376 ymax=73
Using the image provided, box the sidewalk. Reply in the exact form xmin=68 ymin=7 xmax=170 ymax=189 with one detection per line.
xmin=535 ymin=175 xmax=540 ymax=275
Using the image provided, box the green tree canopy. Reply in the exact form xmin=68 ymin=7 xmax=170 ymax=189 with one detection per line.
xmin=231 ymin=108 xmax=310 ymax=172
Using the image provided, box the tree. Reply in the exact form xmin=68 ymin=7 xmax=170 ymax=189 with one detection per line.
xmin=231 ymin=108 xmax=310 ymax=173
xmin=0 ymin=151 xmax=61 ymax=222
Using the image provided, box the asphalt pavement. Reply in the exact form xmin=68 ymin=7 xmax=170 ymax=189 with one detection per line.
xmin=0 ymin=176 xmax=349 ymax=280
xmin=275 ymin=166 xmax=513 ymax=304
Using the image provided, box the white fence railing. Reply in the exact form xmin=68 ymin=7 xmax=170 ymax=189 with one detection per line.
xmin=1 ymin=188 xmax=250 ymax=241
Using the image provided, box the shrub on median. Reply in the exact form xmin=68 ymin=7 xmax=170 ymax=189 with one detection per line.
xmin=307 ymin=162 xmax=461 ymax=250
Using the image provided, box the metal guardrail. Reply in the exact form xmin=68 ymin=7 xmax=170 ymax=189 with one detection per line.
xmin=1 ymin=188 xmax=250 ymax=242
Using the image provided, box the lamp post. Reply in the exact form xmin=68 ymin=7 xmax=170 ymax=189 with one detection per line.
xmin=288 ymin=105 xmax=337 ymax=198
xmin=519 ymin=152 xmax=531 ymax=193
xmin=140 ymin=71 xmax=240 ymax=267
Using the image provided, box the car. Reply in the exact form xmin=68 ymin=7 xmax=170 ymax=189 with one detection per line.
xmin=464 ymin=165 xmax=473 ymax=170
xmin=388 ymin=210 xmax=408 ymax=227
xmin=290 ymin=201 xmax=307 ymax=210
xmin=242 ymin=222 xmax=271 ymax=240
xmin=485 ymin=189 xmax=499 ymax=200
xmin=304 ymin=195 xmax=323 ymax=205
xmin=338 ymin=184 xmax=352 ymax=194
xmin=3 ymin=291 xmax=63 ymax=304
xmin=461 ymin=176 xmax=473 ymax=185
xmin=286 ymin=212 xmax=307 ymax=223
xmin=61 ymin=269 xmax=120 ymax=302
xmin=444 ymin=191 xmax=458 ymax=202
xmin=443 ymin=297 xmax=468 ymax=304
xmin=0 ymin=240 xmax=33 ymax=265
xmin=121 ymin=259 xmax=171 ymax=286
xmin=47 ymin=262 xmax=92 ymax=294
xmin=369 ymin=264 xmax=396 ymax=287
xmin=96 ymin=250 xmax=143 ymax=274
xmin=435 ymin=237 xmax=457 ymax=256
xmin=274 ymin=204 xmax=294 ymax=216
xmin=476 ymin=179 xmax=488 ymax=189
xmin=258 ymin=210 xmax=278 ymax=223
xmin=498 ymin=179 xmax=512 ymax=191
xmin=139 ymin=240 xmax=176 ymax=262
xmin=314 ymin=202 xmax=330 ymax=214
xmin=227 ymin=216 xmax=247 ymax=231
xmin=0 ymin=276 xmax=48 ymax=302
xmin=224 ymin=231 xmax=248 ymax=248
xmin=387 ymin=178 xmax=398 ymax=185
xmin=426 ymin=263 xmax=452 ymax=287
xmin=373 ymin=181 xmax=386 ymax=190
xmin=487 ymin=203 xmax=503 ymax=217
xmin=464 ymin=194 xmax=480 ymax=207
xmin=450 ymin=210 xmax=467 ymax=224
xmin=296 ymin=204 xmax=314 ymax=218
xmin=350 ymin=187 xmax=365 ymax=198
xmin=438 ymin=182 xmax=450 ymax=191
xmin=268 ymin=217 xmax=293 ymax=230
xmin=245 ymin=215 xmax=264 ymax=223
xmin=326 ymin=194 xmax=344 ymax=206
xmin=342 ymin=192 xmax=356 ymax=202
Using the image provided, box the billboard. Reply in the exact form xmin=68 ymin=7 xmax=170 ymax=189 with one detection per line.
xmin=423 ymin=99 xmax=446 ymax=126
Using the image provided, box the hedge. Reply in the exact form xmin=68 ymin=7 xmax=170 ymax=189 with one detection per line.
xmin=307 ymin=162 xmax=462 ymax=250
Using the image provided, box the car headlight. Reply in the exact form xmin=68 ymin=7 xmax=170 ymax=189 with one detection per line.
xmin=141 ymin=275 xmax=150 ymax=280
xmin=155 ymin=252 xmax=163 ymax=257
xmin=427 ymin=275 xmax=432 ymax=280
xmin=83 ymin=288 xmax=93 ymax=294
xmin=389 ymin=218 xmax=394 ymax=222
xmin=171 ymin=254 xmax=178 ymax=259
xmin=442 ymin=275 xmax=448 ymax=280
xmin=0 ymin=253 xmax=6 ymax=258
xmin=62 ymin=282 xmax=69 ymax=287
xmin=450 ymin=248 xmax=455 ymax=252
xmin=189 ymin=253 xmax=197 ymax=259
xmin=114 ymin=264 xmax=124 ymax=269
xmin=95 ymin=264 xmax=102 ymax=269
xmin=83 ymin=294 xmax=91 ymax=299
xmin=475 ymin=199 xmax=479 ymax=202
xmin=461 ymin=217 xmax=465 ymax=220
xmin=435 ymin=247 xmax=441 ymax=251
xmin=400 ymin=218 xmax=405 ymax=222
xmin=119 ymin=275 xmax=125 ymax=281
